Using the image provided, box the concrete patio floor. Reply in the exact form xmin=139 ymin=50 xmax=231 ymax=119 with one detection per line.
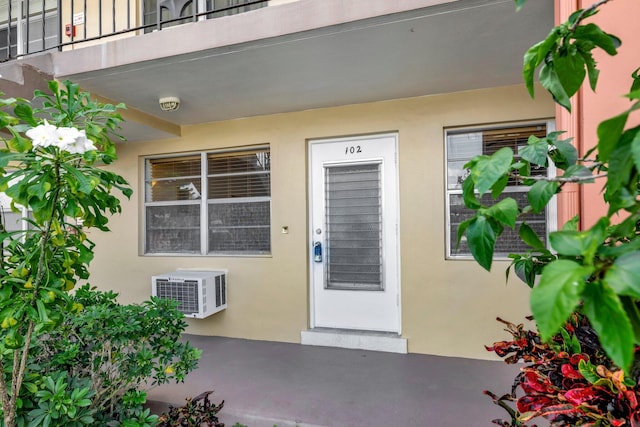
xmin=146 ymin=335 xmax=525 ymax=427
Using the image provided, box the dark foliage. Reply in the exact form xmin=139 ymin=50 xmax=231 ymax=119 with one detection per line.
xmin=158 ymin=391 xmax=225 ymax=427
xmin=485 ymin=315 xmax=640 ymax=426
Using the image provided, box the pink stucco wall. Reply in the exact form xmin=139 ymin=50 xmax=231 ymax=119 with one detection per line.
xmin=556 ymin=0 xmax=640 ymax=228
xmin=580 ymin=0 xmax=640 ymax=227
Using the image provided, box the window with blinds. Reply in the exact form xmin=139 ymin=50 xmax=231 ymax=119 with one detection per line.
xmin=144 ymin=147 xmax=270 ymax=255
xmin=446 ymin=123 xmax=551 ymax=258
xmin=207 ymin=150 xmax=270 ymax=254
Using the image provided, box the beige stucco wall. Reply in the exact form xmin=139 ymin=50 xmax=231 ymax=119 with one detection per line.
xmin=88 ymin=84 xmax=554 ymax=360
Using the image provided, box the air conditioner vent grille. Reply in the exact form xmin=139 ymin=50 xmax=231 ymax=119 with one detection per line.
xmin=155 ymin=279 xmax=199 ymax=314
xmin=215 ymin=275 xmax=226 ymax=307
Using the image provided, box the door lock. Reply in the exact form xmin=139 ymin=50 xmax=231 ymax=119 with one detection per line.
xmin=313 ymin=241 xmax=322 ymax=262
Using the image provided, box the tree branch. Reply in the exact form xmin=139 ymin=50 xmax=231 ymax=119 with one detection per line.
xmin=569 ymin=0 xmax=613 ymax=32
xmin=0 ymin=358 xmax=11 ymax=426
xmin=11 ymin=320 xmax=34 ymax=410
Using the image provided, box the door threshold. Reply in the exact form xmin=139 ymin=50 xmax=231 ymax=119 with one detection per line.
xmin=301 ymin=328 xmax=407 ymax=354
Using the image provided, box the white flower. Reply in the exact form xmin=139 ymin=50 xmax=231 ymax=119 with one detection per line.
xmin=25 ymin=120 xmax=58 ymax=148
xmin=55 ymin=126 xmax=83 ymax=148
xmin=26 ymin=122 xmax=97 ymax=154
xmin=64 ymin=130 xmax=97 ymax=154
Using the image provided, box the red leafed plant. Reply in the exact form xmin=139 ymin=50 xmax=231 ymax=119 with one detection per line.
xmin=484 ymin=315 xmax=640 ymax=427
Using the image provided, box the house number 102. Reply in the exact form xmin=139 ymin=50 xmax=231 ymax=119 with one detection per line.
xmin=345 ymin=145 xmax=362 ymax=155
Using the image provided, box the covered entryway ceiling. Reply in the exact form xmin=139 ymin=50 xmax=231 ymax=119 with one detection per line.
xmin=3 ymin=0 xmax=554 ymax=141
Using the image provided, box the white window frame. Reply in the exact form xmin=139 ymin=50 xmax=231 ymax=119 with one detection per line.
xmin=143 ymin=146 xmax=271 ymax=257
xmin=445 ymin=120 xmax=557 ymax=260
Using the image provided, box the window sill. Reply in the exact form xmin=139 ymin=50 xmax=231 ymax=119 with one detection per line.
xmin=141 ymin=252 xmax=272 ymax=258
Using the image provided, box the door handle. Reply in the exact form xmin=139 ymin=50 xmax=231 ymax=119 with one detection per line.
xmin=313 ymin=241 xmax=322 ymax=263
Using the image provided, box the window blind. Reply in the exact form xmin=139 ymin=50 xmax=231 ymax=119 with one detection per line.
xmin=325 ymin=163 xmax=383 ymax=291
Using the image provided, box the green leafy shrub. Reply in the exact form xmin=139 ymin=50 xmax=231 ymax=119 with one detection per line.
xmin=0 ymin=80 xmax=200 ymax=427
xmin=0 ymin=80 xmax=131 ymax=426
xmin=29 ymin=285 xmax=201 ymax=425
xmin=27 ymin=372 xmax=95 ymax=427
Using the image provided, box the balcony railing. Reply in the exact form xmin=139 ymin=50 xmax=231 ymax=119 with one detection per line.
xmin=0 ymin=0 xmax=268 ymax=62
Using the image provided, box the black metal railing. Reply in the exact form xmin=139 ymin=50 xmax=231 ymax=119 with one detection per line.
xmin=0 ymin=0 xmax=268 ymax=62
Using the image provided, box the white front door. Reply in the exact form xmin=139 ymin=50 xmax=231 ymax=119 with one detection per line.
xmin=309 ymin=133 xmax=400 ymax=333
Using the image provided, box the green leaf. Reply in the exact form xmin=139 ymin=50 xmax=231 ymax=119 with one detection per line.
xmin=0 ymin=111 xmax=17 ymax=130
xmin=121 ymin=187 xmax=133 ymax=199
xmin=631 ymin=67 xmax=640 ymax=94
xmin=554 ymin=50 xmax=586 ymax=99
xmin=63 ymin=201 xmax=80 ymax=218
xmin=47 ymin=80 xmax=59 ymax=95
xmin=519 ymin=222 xmax=545 ymax=250
xmin=491 ymin=175 xmax=509 ymax=199
xmin=604 ymin=252 xmax=640 ymax=299
xmin=573 ymin=23 xmax=620 ymax=56
xmin=606 ymin=127 xmax=637 ymax=199
xmin=578 ymin=359 xmax=600 ymax=384
xmin=549 ymin=217 xmax=607 ymax=262
xmin=0 ymin=284 xmax=13 ymax=302
xmin=583 ymin=281 xmax=634 ymax=371
xmin=26 ymin=178 xmax=52 ymax=199
xmin=517 ymin=158 xmax=531 ymax=179
xmin=466 ymin=216 xmax=498 ymax=271
xmin=629 ymin=127 xmax=640 ymax=172
xmin=519 ymin=135 xmax=548 ymax=167
xmin=551 ymin=139 xmax=578 ymax=169
xmin=462 ymin=176 xmax=481 ymax=209
xmin=486 ymin=198 xmax=518 ymax=228
xmin=61 ymin=163 xmax=95 ymax=194
xmin=562 ymin=164 xmax=593 ymax=182
xmin=7 ymin=127 xmax=32 ymax=153
xmin=35 ymin=300 xmax=52 ymax=326
xmin=570 ymin=333 xmax=581 ymax=354
xmin=602 ymin=227 xmax=640 ymax=253
xmin=560 ymin=328 xmax=571 ymax=350
xmin=531 ymin=260 xmax=592 ymax=342
xmin=514 ymin=0 xmax=526 ymax=11
xmin=523 ymin=31 xmax=558 ymax=98
xmin=527 ymin=180 xmax=558 ymax=213
xmin=606 ymin=186 xmax=637 ymax=215
xmin=471 ymin=147 xmax=513 ymax=195
xmin=23 ymin=382 xmax=39 ymax=394
xmin=0 ymin=151 xmax=26 ymax=168
xmin=598 ymin=112 xmax=628 ymax=163
xmin=539 ymin=62 xmax=571 ymax=111
xmin=577 ymin=45 xmax=600 ymax=91
xmin=513 ymin=257 xmax=537 ymax=288
xmin=562 ymin=215 xmax=579 ymax=231
xmin=621 ymin=296 xmax=640 ymax=344
xmin=13 ymin=102 xmax=36 ymax=126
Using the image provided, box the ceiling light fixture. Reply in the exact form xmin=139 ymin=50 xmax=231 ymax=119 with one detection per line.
xmin=159 ymin=96 xmax=180 ymax=112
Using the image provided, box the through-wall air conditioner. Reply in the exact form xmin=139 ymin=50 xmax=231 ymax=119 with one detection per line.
xmin=151 ymin=270 xmax=227 ymax=319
